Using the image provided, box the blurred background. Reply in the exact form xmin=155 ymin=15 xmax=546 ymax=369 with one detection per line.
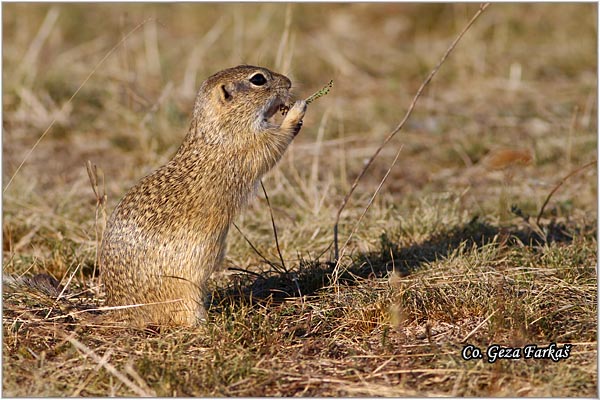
xmin=3 ymin=3 xmax=597 ymax=273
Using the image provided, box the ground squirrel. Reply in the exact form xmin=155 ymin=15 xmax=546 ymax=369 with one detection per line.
xmin=100 ymin=65 xmax=307 ymax=327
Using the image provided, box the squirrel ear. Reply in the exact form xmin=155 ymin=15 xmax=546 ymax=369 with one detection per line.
xmin=219 ymin=83 xmax=235 ymax=103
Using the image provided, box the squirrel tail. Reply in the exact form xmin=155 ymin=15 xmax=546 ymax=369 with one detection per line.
xmin=3 ymin=273 xmax=66 ymax=298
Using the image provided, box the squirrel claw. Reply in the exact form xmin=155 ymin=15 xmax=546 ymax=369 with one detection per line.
xmin=293 ymin=120 xmax=303 ymax=136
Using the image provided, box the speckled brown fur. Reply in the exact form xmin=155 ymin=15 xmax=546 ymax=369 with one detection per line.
xmin=100 ymin=65 xmax=306 ymax=327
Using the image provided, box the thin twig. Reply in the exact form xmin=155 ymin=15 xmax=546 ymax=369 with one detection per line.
xmin=227 ymin=266 xmax=265 ymax=279
xmin=461 ymin=309 xmax=497 ymax=343
xmin=536 ymin=159 xmax=597 ymax=225
xmin=332 ymin=3 xmax=491 ymax=261
xmin=232 ymin=222 xmax=284 ymax=274
xmin=333 ymin=145 xmax=403 ymax=286
xmin=260 ymin=180 xmax=288 ymax=273
xmin=4 ymin=18 xmax=153 ymax=194
xmin=66 ymin=334 xmax=155 ymax=397
xmin=86 ymin=161 xmax=107 ymax=282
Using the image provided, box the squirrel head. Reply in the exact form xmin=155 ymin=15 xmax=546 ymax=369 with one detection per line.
xmin=190 ymin=65 xmax=294 ymax=145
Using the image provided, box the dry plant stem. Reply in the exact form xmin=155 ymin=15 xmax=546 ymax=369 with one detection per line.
xmin=66 ymin=334 xmax=155 ymax=397
xmin=37 ymin=300 xmax=183 ymax=322
xmin=535 ymin=159 xmax=597 ymax=225
xmin=86 ymin=161 xmax=107 ymax=281
xmin=461 ymin=309 xmax=497 ymax=343
xmin=332 ymin=3 xmax=491 ymax=262
xmin=17 ymin=7 xmax=59 ymax=80
xmin=274 ymin=3 xmax=293 ymax=71
xmin=260 ymin=180 xmax=288 ymax=274
xmin=227 ymin=266 xmax=264 ymax=279
xmin=41 ymin=270 xmax=76 ymax=320
xmin=232 ymin=222 xmax=283 ymax=274
xmin=3 ymin=18 xmax=153 ymax=194
xmin=333 ymin=145 xmax=404 ymax=285
xmin=124 ymin=362 xmax=156 ymax=396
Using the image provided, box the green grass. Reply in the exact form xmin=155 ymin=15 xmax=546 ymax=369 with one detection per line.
xmin=3 ymin=3 xmax=597 ymax=397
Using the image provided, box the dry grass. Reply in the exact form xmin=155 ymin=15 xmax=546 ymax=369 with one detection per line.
xmin=3 ymin=3 xmax=597 ymax=397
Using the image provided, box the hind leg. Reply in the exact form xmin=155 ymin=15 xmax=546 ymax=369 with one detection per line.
xmin=148 ymin=279 xmax=207 ymax=326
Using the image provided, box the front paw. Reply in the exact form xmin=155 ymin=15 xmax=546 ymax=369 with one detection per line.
xmin=283 ymin=100 xmax=307 ymax=135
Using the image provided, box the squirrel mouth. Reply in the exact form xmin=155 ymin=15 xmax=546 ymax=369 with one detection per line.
xmin=263 ymin=97 xmax=291 ymax=127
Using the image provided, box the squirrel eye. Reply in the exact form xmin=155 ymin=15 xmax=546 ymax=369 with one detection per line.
xmin=249 ymin=73 xmax=267 ymax=86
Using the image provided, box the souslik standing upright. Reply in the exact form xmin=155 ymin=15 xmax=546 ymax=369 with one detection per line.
xmin=100 ymin=65 xmax=307 ymax=327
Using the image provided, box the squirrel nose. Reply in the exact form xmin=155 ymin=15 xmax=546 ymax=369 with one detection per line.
xmin=282 ymin=76 xmax=292 ymax=90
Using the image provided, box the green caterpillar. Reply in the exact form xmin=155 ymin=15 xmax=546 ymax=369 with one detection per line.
xmin=279 ymin=80 xmax=333 ymax=115
xmin=306 ymin=79 xmax=333 ymax=104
